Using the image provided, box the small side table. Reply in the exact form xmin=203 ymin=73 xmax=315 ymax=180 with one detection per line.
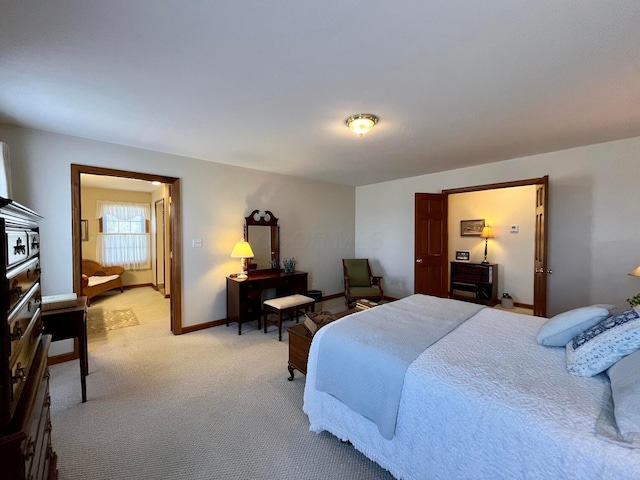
xmin=42 ymin=296 xmax=89 ymax=402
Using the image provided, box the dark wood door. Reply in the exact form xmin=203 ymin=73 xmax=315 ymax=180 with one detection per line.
xmin=414 ymin=193 xmax=448 ymax=297
xmin=533 ymin=177 xmax=549 ymax=317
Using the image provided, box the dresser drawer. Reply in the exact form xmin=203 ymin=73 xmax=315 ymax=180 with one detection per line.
xmin=7 ymin=257 xmax=41 ymax=312
xmin=9 ymin=284 xmax=42 ymax=360
xmin=24 ymin=371 xmax=50 ymax=479
xmin=9 ymin=328 xmax=41 ymax=411
xmin=6 ymin=229 xmax=29 ymax=267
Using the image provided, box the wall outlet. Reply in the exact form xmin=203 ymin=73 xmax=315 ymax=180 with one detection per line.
xmin=192 ymin=238 xmax=203 ymax=248
xmin=510 ymin=225 xmax=519 ymax=233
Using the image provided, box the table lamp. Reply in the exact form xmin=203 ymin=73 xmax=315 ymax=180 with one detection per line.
xmin=231 ymin=239 xmax=254 ymax=279
xmin=480 ymin=226 xmax=494 ymax=264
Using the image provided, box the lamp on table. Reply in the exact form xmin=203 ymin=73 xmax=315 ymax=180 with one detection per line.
xmin=480 ymin=226 xmax=494 ymax=264
xmin=231 ymin=239 xmax=254 ymax=279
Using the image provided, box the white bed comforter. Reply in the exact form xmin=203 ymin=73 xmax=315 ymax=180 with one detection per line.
xmin=303 ymin=297 xmax=640 ymax=480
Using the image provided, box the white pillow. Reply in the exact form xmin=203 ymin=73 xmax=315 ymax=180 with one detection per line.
xmin=566 ymin=308 xmax=640 ymax=377
xmin=536 ymin=305 xmax=611 ymax=347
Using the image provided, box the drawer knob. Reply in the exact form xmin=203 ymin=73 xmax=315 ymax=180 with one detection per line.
xmin=13 ymin=237 xmax=26 ymax=255
xmin=31 ymin=240 xmax=40 ymax=250
xmin=12 ymin=364 xmax=26 ymax=384
xmin=24 ymin=439 xmax=36 ymax=459
xmin=10 ymin=324 xmax=23 ymax=341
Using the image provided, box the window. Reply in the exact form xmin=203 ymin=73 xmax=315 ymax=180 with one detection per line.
xmin=96 ymin=201 xmax=151 ymax=270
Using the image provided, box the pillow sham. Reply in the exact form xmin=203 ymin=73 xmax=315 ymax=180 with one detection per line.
xmin=536 ymin=305 xmax=611 ymax=347
xmin=608 ymin=349 xmax=640 ymax=445
xmin=566 ymin=308 xmax=640 ymax=377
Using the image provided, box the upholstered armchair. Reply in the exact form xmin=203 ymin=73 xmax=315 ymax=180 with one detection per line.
xmin=81 ymin=259 xmax=125 ymax=306
xmin=342 ymin=258 xmax=383 ymax=307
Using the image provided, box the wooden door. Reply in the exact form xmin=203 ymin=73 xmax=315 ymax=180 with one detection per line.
xmin=533 ymin=177 xmax=549 ymax=317
xmin=414 ymin=193 xmax=448 ymax=297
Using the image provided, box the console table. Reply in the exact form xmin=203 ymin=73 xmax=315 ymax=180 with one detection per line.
xmin=226 ymin=271 xmax=308 ymax=335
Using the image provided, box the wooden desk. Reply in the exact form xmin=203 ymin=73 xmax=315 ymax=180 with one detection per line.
xmin=226 ymin=271 xmax=308 ymax=335
xmin=42 ymin=296 xmax=88 ymax=402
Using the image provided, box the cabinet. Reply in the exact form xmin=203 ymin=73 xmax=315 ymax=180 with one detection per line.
xmin=0 ymin=197 xmax=57 ymax=480
xmin=226 ymin=271 xmax=308 ymax=335
xmin=449 ymin=262 xmax=499 ymax=306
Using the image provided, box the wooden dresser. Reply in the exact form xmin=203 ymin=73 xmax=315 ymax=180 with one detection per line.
xmin=0 ymin=197 xmax=57 ymax=480
xmin=226 ymin=271 xmax=308 ymax=334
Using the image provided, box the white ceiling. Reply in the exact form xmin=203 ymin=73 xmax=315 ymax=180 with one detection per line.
xmin=1 ymin=1 xmax=640 ymax=187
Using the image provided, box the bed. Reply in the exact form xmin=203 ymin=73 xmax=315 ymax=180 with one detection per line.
xmin=303 ymin=294 xmax=640 ymax=480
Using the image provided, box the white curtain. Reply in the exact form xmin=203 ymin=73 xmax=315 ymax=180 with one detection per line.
xmin=96 ymin=201 xmax=151 ymax=270
xmin=95 ymin=201 xmax=150 ymax=220
xmin=97 ymin=233 xmax=151 ymax=270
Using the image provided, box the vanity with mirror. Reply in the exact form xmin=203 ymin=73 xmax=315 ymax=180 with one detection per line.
xmin=226 ymin=210 xmax=309 ymax=335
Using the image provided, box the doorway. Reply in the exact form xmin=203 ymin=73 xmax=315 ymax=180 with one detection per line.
xmin=71 ymin=164 xmax=184 ymax=334
xmin=415 ymin=176 xmax=549 ymax=317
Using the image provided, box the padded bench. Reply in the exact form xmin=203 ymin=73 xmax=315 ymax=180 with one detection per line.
xmin=263 ymin=294 xmax=315 ymax=341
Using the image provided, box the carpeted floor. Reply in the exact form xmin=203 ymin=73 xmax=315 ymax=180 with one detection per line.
xmin=48 ymin=288 xmax=392 ymax=480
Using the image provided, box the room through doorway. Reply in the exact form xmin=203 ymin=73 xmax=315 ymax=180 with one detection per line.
xmin=71 ymin=164 xmax=184 ymax=334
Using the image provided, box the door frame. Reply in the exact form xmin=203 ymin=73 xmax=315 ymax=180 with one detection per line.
xmin=443 ymin=175 xmax=549 ymax=316
xmin=154 ymin=198 xmax=166 ymax=296
xmin=71 ymin=164 xmax=184 ymax=334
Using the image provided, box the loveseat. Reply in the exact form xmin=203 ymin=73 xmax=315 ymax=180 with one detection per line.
xmin=81 ymin=259 xmax=125 ymax=306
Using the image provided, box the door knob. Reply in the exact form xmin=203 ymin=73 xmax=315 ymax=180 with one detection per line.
xmin=416 ymin=258 xmax=423 ymax=263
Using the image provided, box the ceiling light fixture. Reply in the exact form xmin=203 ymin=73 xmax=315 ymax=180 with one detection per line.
xmin=345 ymin=114 xmax=379 ymax=136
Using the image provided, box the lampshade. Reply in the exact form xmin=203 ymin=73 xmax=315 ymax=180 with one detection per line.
xmin=345 ymin=114 xmax=379 ymax=135
xmin=230 ymin=239 xmax=254 ymax=259
xmin=629 ymin=265 xmax=640 ymax=277
xmin=480 ymin=226 xmax=494 ymax=239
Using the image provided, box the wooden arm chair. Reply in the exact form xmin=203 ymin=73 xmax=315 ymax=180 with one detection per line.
xmin=342 ymin=258 xmax=383 ymax=307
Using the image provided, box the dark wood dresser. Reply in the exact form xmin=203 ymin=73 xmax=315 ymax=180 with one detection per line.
xmin=450 ymin=261 xmax=499 ymax=306
xmin=226 ymin=271 xmax=308 ymax=334
xmin=0 ymin=197 xmax=57 ymax=480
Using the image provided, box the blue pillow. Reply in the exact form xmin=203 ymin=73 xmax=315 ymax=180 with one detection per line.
xmin=566 ymin=308 xmax=640 ymax=377
xmin=608 ymin=349 xmax=640 ymax=445
xmin=536 ymin=305 xmax=611 ymax=347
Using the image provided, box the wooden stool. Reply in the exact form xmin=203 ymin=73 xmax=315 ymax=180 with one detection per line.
xmin=263 ymin=294 xmax=315 ymax=341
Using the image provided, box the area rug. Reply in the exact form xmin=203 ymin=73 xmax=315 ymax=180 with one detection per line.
xmin=87 ymin=308 xmax=140 ymax=335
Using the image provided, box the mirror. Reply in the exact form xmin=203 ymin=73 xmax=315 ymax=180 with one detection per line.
xmin=244 ymin=210 xmax=279 ymax=272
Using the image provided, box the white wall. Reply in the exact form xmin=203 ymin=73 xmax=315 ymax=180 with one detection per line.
xmin=449 ymin=186 xmax=536 ymax=305
xmin=356 ymin=136 xmax=640 ymax=316
xmin=1 ymin=124 xmax=356 ymax=329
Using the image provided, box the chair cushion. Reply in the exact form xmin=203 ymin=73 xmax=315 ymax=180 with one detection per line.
xmin=264 ymin=294 xmax=315 ymax=310
xmin=344 ymin=259 xmax=370 ymax=287
xmin=350 ymin=286 xmax=382 ymax=298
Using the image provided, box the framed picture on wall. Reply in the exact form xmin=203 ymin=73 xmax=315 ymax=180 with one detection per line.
xmin=460 ymin=219 xmax=485 ymax=236
xmin=81 ymin=219 xmax=89 ymax=241
xmin=455 ymin=250 xmax=471 ymax=262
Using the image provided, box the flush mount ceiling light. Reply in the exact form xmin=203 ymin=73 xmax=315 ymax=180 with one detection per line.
xmin=345 ymin=114 xmax=379 ymax=136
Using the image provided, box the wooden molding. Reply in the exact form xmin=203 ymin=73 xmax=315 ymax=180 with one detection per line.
xmin=71 ymin=164 xmax=183 ymax=335
xmin=181 ymin=319 xmax=226 ymax=333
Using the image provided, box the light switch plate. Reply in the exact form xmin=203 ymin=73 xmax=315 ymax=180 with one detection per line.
xmin=192 ymin=238 xmax=203 ymax=248
xmin=510 ymin=225 xmax=519 ymax=233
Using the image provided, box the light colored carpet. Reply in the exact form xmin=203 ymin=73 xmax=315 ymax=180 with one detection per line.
xmin=49 ymin=288 xmax=392 ymax=480
xmin=87 ymin=308 xmax=140 ymax=334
